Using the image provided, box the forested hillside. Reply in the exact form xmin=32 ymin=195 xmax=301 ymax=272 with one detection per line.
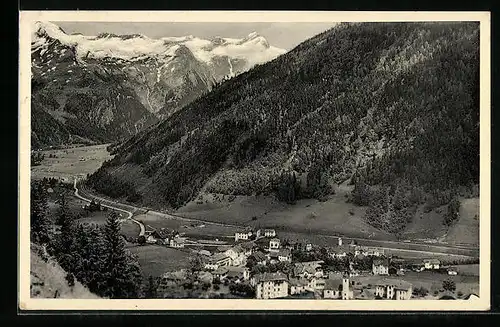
xmin=87 ymin=22 xmax=479 ymax=235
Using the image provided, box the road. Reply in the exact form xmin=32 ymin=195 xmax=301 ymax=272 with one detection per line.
xmin=74 ymin=179 xmax=479 ymax=258
xmin=73 ymin=178 xmax=145 ymax=237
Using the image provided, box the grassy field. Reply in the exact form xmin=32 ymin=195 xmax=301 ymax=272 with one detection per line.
xmin=177 ymin=185 xmax=394 ymax=241
xmin=134 ymin=212 xmax=239 ymax=240
xmin=31 ymin=144 xmax=112 ymax=181
xmin=126 ymin=244 xmax=192 ymax=277
xmin=454 ymin=264 xmax=480 ymax=276
xmin=177 ymin=184 xmax=479 ymax=247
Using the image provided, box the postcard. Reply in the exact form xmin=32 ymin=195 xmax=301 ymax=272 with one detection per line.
xmin=18 ymin=10 xmax=490 ymax=311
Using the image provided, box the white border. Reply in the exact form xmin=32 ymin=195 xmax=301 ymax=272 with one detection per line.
xmin=18 ymin=10 xmax=491 ymax=311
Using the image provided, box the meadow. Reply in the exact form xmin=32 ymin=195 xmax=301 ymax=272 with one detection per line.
xmin=125 ymin=244 xmax=192 ymax=277
xmin=31 ymin=144 xmax=112 ymax=181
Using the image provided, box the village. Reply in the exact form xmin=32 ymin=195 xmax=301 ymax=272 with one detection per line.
xmin=140 ymin=225 xmax=479 ymax=300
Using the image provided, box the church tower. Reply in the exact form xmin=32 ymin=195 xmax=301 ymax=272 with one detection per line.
xmin=341 ymin=273 xmax=350 ymax=300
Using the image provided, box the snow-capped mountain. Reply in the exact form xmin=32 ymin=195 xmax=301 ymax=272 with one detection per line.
xmin=30 ymin=21 xmax=286 ymax=147
xmin=32 ymin=22 xmax=285 ymax=125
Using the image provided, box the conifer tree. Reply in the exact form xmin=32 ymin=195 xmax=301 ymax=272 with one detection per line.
xmin=102 ymin=211 xmax=142 ymax=298
xmin=30 ymin=181 xmax=50 ymax=244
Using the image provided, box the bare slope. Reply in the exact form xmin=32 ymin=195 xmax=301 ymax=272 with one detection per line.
xmin=30 ymin=244 xmax=99 ymax=299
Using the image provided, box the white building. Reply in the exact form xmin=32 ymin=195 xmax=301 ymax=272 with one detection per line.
xmin=204 ymin=253 xmax=232 ymax=270
xmin=269 ymin=238 xmax=281 ymax=252
xmin=254 ymin=272 xmax=289 ymax=299
xmin=235 ymin=230 xmax=253 ymax=242
xmin=225 ymin=245 xmax=247 ymax=266
xmin=372 ymin=258 xmax=389 ymax=275
xmin=323 ymin=275 xmax=353 ymax=300
xmin=375 ymin=279 xmax=413 ymax=300
xmin=423 ymin=259 xmax=441 ymax=270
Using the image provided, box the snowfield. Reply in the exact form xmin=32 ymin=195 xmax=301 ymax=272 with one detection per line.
xmin=32 ymin=21 xmax=286 ymax=70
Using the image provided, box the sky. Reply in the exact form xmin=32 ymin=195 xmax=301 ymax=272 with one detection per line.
xmin=54 ymin=22 xmax=338 ymax=50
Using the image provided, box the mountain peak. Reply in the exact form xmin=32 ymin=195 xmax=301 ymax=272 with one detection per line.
xmin=247 ymin=31 xmax=260 ymax=39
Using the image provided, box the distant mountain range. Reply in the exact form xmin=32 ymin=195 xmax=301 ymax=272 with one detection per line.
xmin=30 ymin=21 xmax=286 ymax=148
xmin=86 ymin=22 xmax=479 ymax=235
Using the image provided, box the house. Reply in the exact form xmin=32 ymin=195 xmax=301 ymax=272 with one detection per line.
xmin=235 ymin=229 xmax=253 ymax=242
xmin=225 ymin=245 xmax=247 ymax=266
xmin=308 ymin=276 xmax=326 ymax=291
xmin=372 ymin=258 xmax=390 ymax=275
xmin=277 ymin=248 xmax=292 ymax=263
xmin=293 ymin=261 xmax=325 ymax=279
xmin=423 ymin=259 xmax=441 ymax=270
xmin=239 ymin=241 xmax=255 ymax=256
xmin=269 ymin=238 xmax=281 ymax=252
xmin=289 ymin=278 xmax=309 ymax=295
xmin=254 ymin=272 xmax=289 ymax=299
xmin=305 ymin=243 xmax=313 ymax=252
xmin=353 ymin=246 xmax=384 ymax=257
xmin=375 ymin=278 xmax=413 ymax=300
xmin=249 ymin=251 xmax=268 ymax=265
xmin=447 ymin=267 xmax=458 ymax=275
xmin=212 ymin=266 xmax=229 ymax=280
xmin=256 ymin=228 xmax=277 ymax=239
xmin=146 ymin=229 xmax=169 ymax=245
xmin=328 ymin=245 xmax=350 ymax=259
xmin=365 ymin=247 xmax=384 ymax=257
xmin=226 ymin=266 xmax=250 ymax=282
xmin=323 ymin=275 xmax=353 ymax=300
xmin=169 ymin=237 xmax=185 ymax=248
xmin=204 ymin=252 xmax=232 ymax=270
xmin=213 ymin=266 xmax=250 ymax=282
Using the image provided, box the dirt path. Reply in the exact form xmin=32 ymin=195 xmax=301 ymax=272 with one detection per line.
xmin=73 ymin=177 xmax=145 ymax=237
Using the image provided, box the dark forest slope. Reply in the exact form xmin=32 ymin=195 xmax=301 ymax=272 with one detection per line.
xmin=87 ymin=22 xmax=479 ymax=235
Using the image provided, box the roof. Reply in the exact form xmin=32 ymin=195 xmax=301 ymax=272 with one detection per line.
xmin=209 ymin=252 xmax=230 ymax=263
xmin=289 ymin=278 xmax=309 ymax=287
xmin=227 ymin=245 xmax=245 ymax=254
xmin=199 ymin=250 xmax=211 ymax=256
xmin=324 ymin=279 xmax=342 ymax=290
xmin=240 ymin=241 xmax=255 ymax=250
xmin=293 ymin=262 xmax=322 ymax=276
xmin=270 ymin=238 xmax=280 ymax=243
xmin=236 ymin=229 xmax=252 ymax=234
xmin=216 ymin=245 xmax=231 ymax=252
xmin=423 ymin=259 xmax=441 ymax=264
xmin=375 ymin=278 xmax=412 ymax=290
xmin=250 ymin=251 xmax=267 ymax=262
xmin=254 ymin=272 xmax=288 ymax=283
xmin=329 ymin=245 xmax=351 ymax=253
xmin=373 ymin=258 xmax=389 ymax=266
xmin=264 ymin=229 xmax=275 ymax=233
xmin=151 ymin=230 xmax=169 ymax=239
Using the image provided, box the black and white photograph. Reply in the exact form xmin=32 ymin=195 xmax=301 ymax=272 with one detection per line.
xmin=18 ymin=11 xmax=490 ymax=311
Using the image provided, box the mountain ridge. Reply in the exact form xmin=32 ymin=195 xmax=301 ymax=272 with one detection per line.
xmin=87 ymin=22 xmax=479 ymax=235
xmin=31 ymin=21 xmax=286 ymax=148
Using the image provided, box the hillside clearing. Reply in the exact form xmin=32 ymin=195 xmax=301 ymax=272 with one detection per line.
xmin=31 ymin=144 xmax=112 ymax=181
